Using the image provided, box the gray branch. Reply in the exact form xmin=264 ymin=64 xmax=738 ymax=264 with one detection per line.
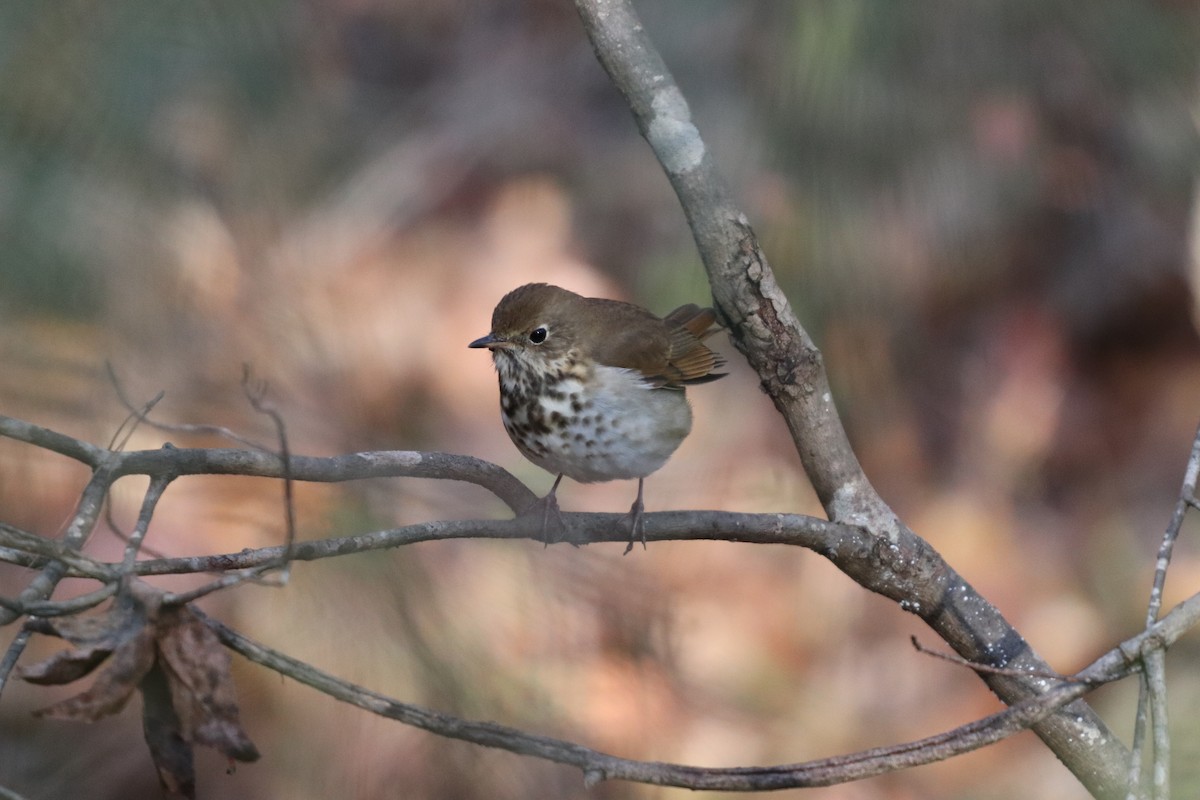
xmin=570 ymin=1 xmax=1139 ymax=797
xmin=201 ymin=588 xmax=1200 ymax=791
xmin=0 ymin=409 xmax=1196 ymax=793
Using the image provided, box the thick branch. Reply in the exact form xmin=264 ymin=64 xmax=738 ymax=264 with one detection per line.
xmin=570 ymin=2 xmax=1135 ymax=797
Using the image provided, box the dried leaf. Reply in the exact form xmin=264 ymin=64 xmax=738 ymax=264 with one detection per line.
xmin=30 ymin=579 xmax=159 ymax=646
xmin=22 ymin=579 xmax=258 ymax=794
xmin=19 ymin=576 xmax=161 ymax=688
xmin=32 ymin=624 xmax=156 ymax=722
xmin=156 ymin=605 xmax=260 ymax=763
xmin=141 ymin=660 xmax=196 ymax=800
xmin=17 ymin=641 xmax=114 ymax=685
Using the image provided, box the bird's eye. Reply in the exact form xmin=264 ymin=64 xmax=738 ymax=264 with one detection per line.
xmin=529 ymin=327 xmax=548 ymax=344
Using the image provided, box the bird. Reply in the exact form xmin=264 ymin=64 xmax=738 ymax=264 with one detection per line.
xmin=469 ymin=282 xmax=725 ymax=552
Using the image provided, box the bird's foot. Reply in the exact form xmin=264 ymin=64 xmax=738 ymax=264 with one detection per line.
xmin=520 ymin=475 xmax=569 ymax=545
xmin=622 ymin=480 xmax=647 ymax=555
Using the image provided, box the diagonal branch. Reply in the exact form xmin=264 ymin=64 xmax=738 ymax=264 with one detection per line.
xmin=0 ymin=459 xmax=116 ymax=697
xmin=200 ymin=590 xmax=1200 ymax=791
xmin=569 ymin=1 xmax=1137 ymax=797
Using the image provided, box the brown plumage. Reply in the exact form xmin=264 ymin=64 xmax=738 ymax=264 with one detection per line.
xmin=483 ymin=283 xmax=725 ymax=388
xmin=469 ymin=282 xmax=726 ymax=551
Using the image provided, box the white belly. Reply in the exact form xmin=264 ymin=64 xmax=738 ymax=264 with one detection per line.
xmin=504 ymin=365 xmax=693 ymax=483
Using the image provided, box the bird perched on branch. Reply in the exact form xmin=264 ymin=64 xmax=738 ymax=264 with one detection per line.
xmin=469 ymin=283 xmax=725 ymax=552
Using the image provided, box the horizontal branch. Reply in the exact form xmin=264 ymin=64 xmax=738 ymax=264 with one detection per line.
xmin=0 ymin=523 xmax=116 ymax=581
xmin=1 ymin=511 xmax=861 ymax=583
xmin=124 ymin=510 xmax=862 ymax=574
xmin=0 ymin=413 xmax=537 ymax=515
xmin=117 ymin=449 xmax=538 ymax=516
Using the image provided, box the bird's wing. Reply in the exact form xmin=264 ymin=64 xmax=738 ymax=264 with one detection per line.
xmin=588 ymin=300 xmax=726 ymax=388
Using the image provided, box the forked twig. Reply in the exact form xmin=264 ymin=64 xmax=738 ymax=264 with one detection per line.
xmin=1126 ymin=421 xmax=1200 ymax=799
xmin=106 ymin=362 xmax=269 ymax=451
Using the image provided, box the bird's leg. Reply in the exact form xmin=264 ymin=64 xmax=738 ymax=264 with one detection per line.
xmin=524 ymin=474 xmax=567 ymax=545
xmin=623 ymin=478 xmax=647 ymax=555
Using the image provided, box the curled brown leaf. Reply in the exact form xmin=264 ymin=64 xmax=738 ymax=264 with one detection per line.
xmin=156 ymin=604 xmax=260 ymax=763
xmin=19 ymin=577 xmax=258 ymax=797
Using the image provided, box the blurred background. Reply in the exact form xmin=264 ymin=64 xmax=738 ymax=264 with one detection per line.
xmin=2 ymin=2 xmax=1200 ymax=798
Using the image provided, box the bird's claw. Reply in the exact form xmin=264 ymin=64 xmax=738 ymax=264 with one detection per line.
xmin=622 ymin=497 xmax=646 ymax=555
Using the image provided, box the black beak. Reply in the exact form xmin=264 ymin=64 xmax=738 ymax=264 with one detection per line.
xmin=468 ymin=333 xmax=505 ymax=349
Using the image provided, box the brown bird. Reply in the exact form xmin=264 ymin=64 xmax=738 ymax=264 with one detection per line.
xmin=469 ymin=283 xmax=725 ymax=551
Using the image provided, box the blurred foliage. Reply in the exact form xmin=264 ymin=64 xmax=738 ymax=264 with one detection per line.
xmin=2 ymin=2 xmax=1200 ymax=800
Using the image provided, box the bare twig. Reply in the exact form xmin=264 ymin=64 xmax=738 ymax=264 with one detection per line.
xmin=0 ymin=523 xmax=116 ymax=581
xmin=1127 ymin=421 xmax=1200 ymax=799
xmin=158 ymin=568 xmax=272 ymax=606
xmin=0 ymin=463 xmax=116 ymax=699
xmin=3 ymin=584 xmax=118 ymax=618
xmin=103 ymin=499 xmax=170 ymax=562
xmin=0 ymin=629 xmax=31 ymax=699
xmin=910 ymin=637 xmax=1080 ymax=683
xmin=120 ymin=474 xmax=175 ymax=573
xmin=123 ymin=510 xmax=860 ymax=575
xmin=240 ymin=365 xmax=296 ymax=580
xmin=0 ymin=416 xmax=106 ymax=467
xmin=1127 ymin=678 xmax=1150 ymax=800
xmin=0 ymin=466 xmax=116 ymax=629
xmin=103 ymin=388 xmax=173 ymax=560
xmin=107 ymin=388 xmax=165 ymax=453
xmin=106 ymin=362 xmax=269 ymax=451
xmin=1146 ymin=649 xmax=1170 ymax=800
xmin=0 ymin=414 xmax=538 ymax=514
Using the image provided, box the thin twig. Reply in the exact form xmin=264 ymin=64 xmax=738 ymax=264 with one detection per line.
xmin=103 ymin=388 xmax=174 ymax=560
xmin=910 ymin=637 xmax=1081 ymax=683
xmin=0 ymin=463 xmax=119 ymax=716
xmin=9 ymin=584 xmax=118 ymax=618
xmin=1127 ymin=420 xmax=1200 ymax=798
xmin=0 ymin=416 xmax=105 ymax=467
xmin=1126 ymin=677 xmax=1150 ymax=800
xmin=200 ymin=589 xmax=1200 ymax=791
xmin=107 ymin=389 xmax=165 ymax=453
xmin=1146 ymin=649 xmax=1170 ymax=800
xmin=121 ymin=510 xmax=860 ymax=575
xmin=0 ymin=465 xmax=117 ymax=699
xmin=0 ymin=629 xmax=32 ymax=700
xmin=103 ymin=499 xmax=170 ymax=562
xmin=162 ymin=567 xmax=278 ymax=606
xmin=120 ymin=473 xmax=176 ymax=573
xmin=241 ymin=365 xmax=295 ymax=580
xmin=0 ymin=523 xmax=115 ymax=581
xmin=0 ymin=415 xmax=539 ymax=515
xmin=106 ymin=362 xmax=269 ymax=451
